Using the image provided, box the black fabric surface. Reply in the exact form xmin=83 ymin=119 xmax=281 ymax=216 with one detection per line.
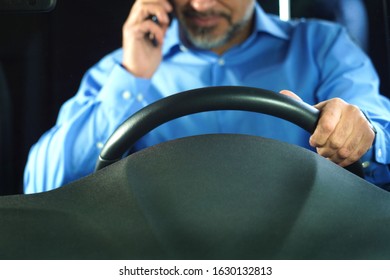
xmin=0 ymin=63 xmax=14 ymax=194
xmin=0 ymin=134 xmax=389 ymax=259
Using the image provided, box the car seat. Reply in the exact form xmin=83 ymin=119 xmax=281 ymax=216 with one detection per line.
xmin=290 ymin=0 xmax=369 ymax=51
xmin=0 ymin=63 xmax=13 ymax=195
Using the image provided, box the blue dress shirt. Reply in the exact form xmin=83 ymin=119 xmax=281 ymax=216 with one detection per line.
xmin=24 ymin=3 xmax=390 ymax=193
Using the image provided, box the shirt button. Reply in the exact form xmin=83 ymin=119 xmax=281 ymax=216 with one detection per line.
xmin=96 ymin=142 xmax=104 ymax=149
xmin=180 ymin=45 xmax=188 ymax=52
xmin=377 ymin=149 xmax=383 ymax=158
xmin=137 ymin=93 xmax=144 ymax=103
xmin=122 ymin=91 xmax=132 ymax=100
xmin=218 ymin=58 xmax=225 ymax=66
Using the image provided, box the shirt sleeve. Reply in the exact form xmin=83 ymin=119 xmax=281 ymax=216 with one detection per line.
xmin=23 ymin=50 xmax=151 ymax=193
xmin=313 ymin=23 xmax=390 ymax=187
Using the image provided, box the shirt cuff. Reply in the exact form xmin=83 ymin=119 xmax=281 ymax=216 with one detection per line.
xmin=361 ymin=123 xmax=390 ymax=188
xmin=96 ymin=63 xmax=151 ymax=111
xmin=372 ymin=123 xmax=388 ymax=164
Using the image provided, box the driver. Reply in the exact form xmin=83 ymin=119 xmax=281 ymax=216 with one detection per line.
xmin=24 ymin=0 xmax=390 ymax=193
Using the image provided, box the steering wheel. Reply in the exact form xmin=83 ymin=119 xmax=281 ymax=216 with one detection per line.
xmin=95 ymin=86 xmax=363 ymax=176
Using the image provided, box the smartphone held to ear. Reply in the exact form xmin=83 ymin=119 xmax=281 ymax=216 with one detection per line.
xmin=145 ymin=12 xmax=173 ymax=47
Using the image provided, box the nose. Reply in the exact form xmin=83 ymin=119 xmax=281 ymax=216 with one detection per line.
xmin=190 ymin=0 xmax=217 ymax=11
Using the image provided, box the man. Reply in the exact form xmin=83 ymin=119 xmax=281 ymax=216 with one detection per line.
xmin=24 ymin=0 xmax=390 ymax=193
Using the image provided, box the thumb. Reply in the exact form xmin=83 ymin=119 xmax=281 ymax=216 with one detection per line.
xmin=279 ymin=90 xmax=303 ymax=102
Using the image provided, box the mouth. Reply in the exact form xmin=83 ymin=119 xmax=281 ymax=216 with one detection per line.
xmin=183 ymin=9 xmax=230 ymax=28
xmin=189 ymin=14 xmax=225 ymax=27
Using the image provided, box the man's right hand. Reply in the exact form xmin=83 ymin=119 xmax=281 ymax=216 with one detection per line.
xmin=122 ymin=0 xmax=173 ymax=78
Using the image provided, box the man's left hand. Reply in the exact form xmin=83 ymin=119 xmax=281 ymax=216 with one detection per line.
xmin=280 ymin=90 xmax=376 ymax=167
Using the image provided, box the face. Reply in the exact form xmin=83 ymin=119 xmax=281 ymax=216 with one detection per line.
xmin=173 ymin=0 xmax=256 ymax=53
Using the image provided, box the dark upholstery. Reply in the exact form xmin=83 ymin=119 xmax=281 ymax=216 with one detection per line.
xmin=0 ymin=63 xmax=13 ymax=194
xmin=291 ymin=0 xmax=369 ymax=50
xmin=0 ymin=135 xmax=389 ymax=260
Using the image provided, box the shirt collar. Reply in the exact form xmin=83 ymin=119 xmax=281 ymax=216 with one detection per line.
xmin=252 ymin=3 xmax=289 ymax=40
xmin=162 ymin=19 xmax=182 ymax=57
xmin=162 ymin=2 xmax=289 ymax=57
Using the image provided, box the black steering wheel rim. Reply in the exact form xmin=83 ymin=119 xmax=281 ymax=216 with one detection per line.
xmin=95 ymin=86 xmax=362 ymax=176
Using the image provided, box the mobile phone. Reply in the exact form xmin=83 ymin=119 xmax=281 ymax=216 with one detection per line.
xmin=146 ymin=11 xmax=174 ymax=47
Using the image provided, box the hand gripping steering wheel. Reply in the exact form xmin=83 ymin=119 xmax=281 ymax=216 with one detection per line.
xmin=95 ymin=86 xmax=363 ymax=176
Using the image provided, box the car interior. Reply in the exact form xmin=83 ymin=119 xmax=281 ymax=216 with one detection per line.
xmin=0 ymin=0 xmax=389 ymax=195
xmin=0 ymin=0 xmax=389 ymax=260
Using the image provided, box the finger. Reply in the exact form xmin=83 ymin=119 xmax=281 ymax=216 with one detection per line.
xmin=327 ymin=130 xmax=362 ymax=165
xmin=129 ymin=1 xmax=172 ymax=26
xmin=318 ymin=106 xmax=375 ymax=166
xmin=124 ymin=3 xmax=172 ymax=48
xmin=337 ymin=118 xmax=376 ymax=167
xmin=337 ymin=136 xmax=367 ymax=167
xmin=122 ymin=9 xmax=168 ymax=43
xmin=326 ymin=107 xmax=355 ymax=151
xmin=146 ymin=7 xmax=172 ymax=26
xmin=315 ymin=146 xmax=337 ymax=159
xmin=310 ymin=99 xmax=344 ymax=148
xmin=134 ymin=20 xmax=167 ymax=45
xmin=279 ymin=90 xmax=303 ymax=101
xmin=145 ymin=0 xmax=173 ymax=12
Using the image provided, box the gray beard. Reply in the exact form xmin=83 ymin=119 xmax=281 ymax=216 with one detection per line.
xmin=181 ymin=19 xmax=250 ymax=50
